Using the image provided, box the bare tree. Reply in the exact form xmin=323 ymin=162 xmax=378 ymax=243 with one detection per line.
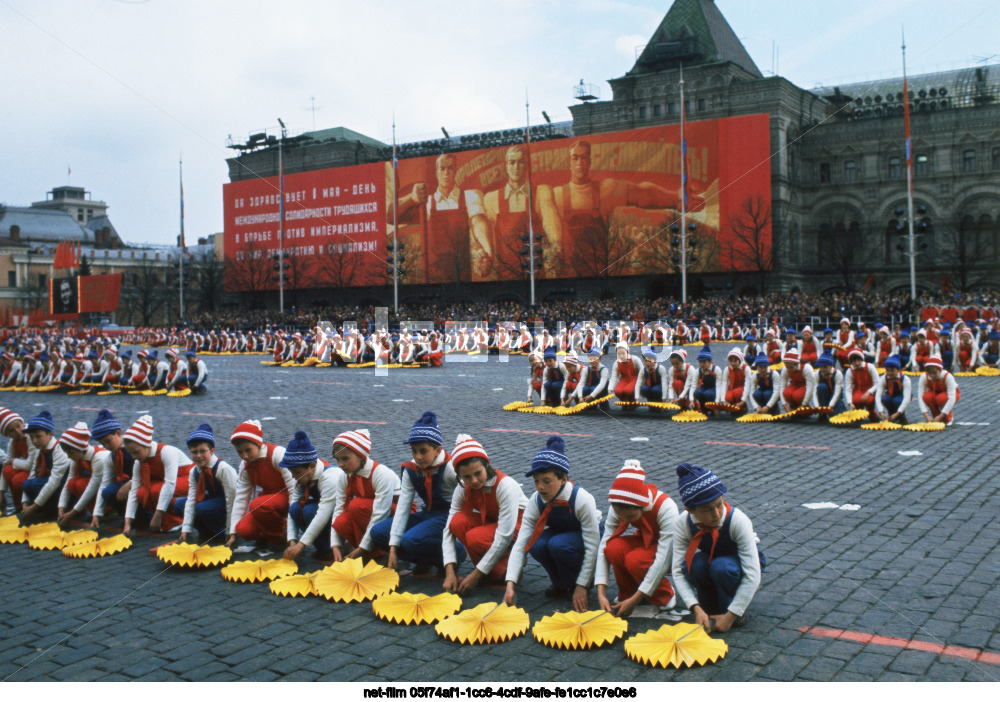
xmin=726 ymin=194 xmax=774 ymax=294
xmin=567 ymin=223 xmax=632 ymax=279
xmin=129 ymin=258 xmax=167 ymax=325
xmin=190 ymin=250 xmax=226 ymax=313
xmin=934 ymin=213 xmax=997 ymax=293
xmin=316 ymin=241 xmax=365 ymax=291
xmin=224 ymin=238 xmax=271 ymax=309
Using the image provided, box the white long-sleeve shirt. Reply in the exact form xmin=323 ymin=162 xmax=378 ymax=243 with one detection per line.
xmin=388 ymin=451 xmax=457 ymax=548
xmin=608 ymin=356 xmax=643 ymax=394
xmin=635 ymin=363 xmax=668 ymax=401
xmin=667 ymin=363 xmax=697 ymax=403
xmin=125 ymin=443 xmax=189 ymax=519
xmin=505 ymin=481 xmax=602 ymax=589
xmin=229 ymin=444 xmax=291 ymax=527
xmin=442 ymin=473 xmax=528 ymax=575
xmin=540 ymin=362 xmax=569 ymax=404
xmin=747 ymin=370 xmax=780 ymax=410
xmin=574 ymin=364 xmax=609 ymax=400
xmin=58 ymin=446 xmax=112 ymax=513
xmin=328 ymin=458 xmax=400 ymax=551
xmin=286 ymin=461 xmax=339 ymax=545
xmin=26 ymin=437 xmax=72 ymax=508
xmin=875 ymin=373 xmax=912 ymax=415
xmin=844 ymin=363 xmax=880 ymax=407
xmin=778 ymin=364 xmax=817 ymax=410
xmin=721 ymin=364 xmax=752 ymax=404
xmin=917 ymin=371 xmax=959 ymax=416
xmin=812 ymin=368 xmax=844 ymax=408
xmin=181 ymin=455 xmax=238 ymax=536
xmin=595 ymin=488 xmax=678 ymax=597
xmin=671 ymin=503 xmax=761 ymax=617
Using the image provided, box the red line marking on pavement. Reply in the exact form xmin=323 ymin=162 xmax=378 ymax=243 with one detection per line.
xmin=206 ymin=379 xmax=247 ymax=382
xmin=706 ymin=441 xmax=830 ymax=451
xmin=483 ymin=428 xmax=595 ymax=438
xmin=309 ymin=419 xmax=387 ymax=425
xmin=400 ymin=384 xmax=452 ymax=389
xmin=70 ymin=406 xmax=101 ymax=411
xmin=304 ymin=381 xmax=352 ymax=386
xmin=182 ymin=412 xmax=236 ymax=418
xmin=799 ymin=626 xmax=1000 ymax=665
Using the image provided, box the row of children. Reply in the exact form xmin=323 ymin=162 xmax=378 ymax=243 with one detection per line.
xmin=529 ymin=342 xmax=961 ymax=424
xmin=0 ymin=406 xmax=761 ymax=631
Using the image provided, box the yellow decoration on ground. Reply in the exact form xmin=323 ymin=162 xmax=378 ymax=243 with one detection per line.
xmin=269 ymin=571 xmax=322 ymax=597
xmin=156 ymin=542 xmax=232 ymax=568
xmin=616 ymin=401 xmax=640 ymax=409
xmin=97 ymin=389 xmax=121 ymax=395
xmin=876 ymin=367 xmax=886 ymax=375
xmin=553 ymin=394 xmax=614 ymax=415
xmin=769 ymin=362 xmax=785 ymax=371
xmin=705 ymin=402 xmax=741 ymax=413
xmin=976 ymin=366 xmax=1000 ymax=377
xmin=503 ymin=401 xmax=533 ymax=411
xmin=63 ymin=534 xmax=133 ymax=558
xmin=645 ymin=401 xmax=681 ymax=411
xmin=736 ymin=413 xmax=773 ymax=423
xmin=435 ymin=602 xmax=530 ymax=644
xmin=904 ymin=422 xmax=947 ymax=432
xmin=222 ymin=558 xmax=299 ymax=583
xmin=954 ymin=371 xmax=979 ymax=377
xmin=372 ymin=592 xmax=462 ymax=625
xmin=0 ymin=527 xmax=27 ymax=543
xmin=67 ymin=388 xmax=92 ymax=395
xmin=829 ymin=409 xmax=870 ymax=425
xmin=532 ymin=610 xmax=628 ymax=650
xmin=29 ymin=529 xmax=98 ymax=550
xmin=860 ymin=421 xmax=901 ymax=431
xmin=672 ymin=410 xmax=708 ymax=422
xmin=142 ymin=389 xmax=168 ymax=396
xmin=26 ymin=522 xmax=61 ymax=538
xmin=902 ymin=370 xmax=923 ymax=377
xmin=625 ymin=622 xmax=728 ymax=668
xmin=347 ymin=362 xmax=376 ymax=368
xmin=313 ymin=558 xmax=399 ymax=602
xmin=0 ymin=515 xmax=18 ymax=529
xmin=167 ymin=388 xmax=192 ymax=397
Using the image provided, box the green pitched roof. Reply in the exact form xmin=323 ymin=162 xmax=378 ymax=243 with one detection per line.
xmin=629 ymin=0 xmax=761 ymax=77
xmin=300 ymin=126 xmax=387 ymax=150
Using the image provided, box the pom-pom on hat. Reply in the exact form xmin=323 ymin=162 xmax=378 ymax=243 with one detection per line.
xmin=754 ymin=353 xmax=770 ymax=368
xmin=123 ymin=415 xmax=154 ymax=447
xmin=883 ymin=356 xmax=901 ymax=370
xmin=727 ymin=348 xmax=744 ymax=362
xmin=91 ymin=409 xmax=121 ymax=439
xmin=230 ymin=420 xmax=264 ymax=447
xmin=187 ymin=423 xmax=215 ymax=448
xmin=0 ymin=408 xmax=24 ymax=434
xmin=697 ymin=345 xmax=713 ymax=362
xmin=333 ymin=428 xmax=372 ymax=460
xmin=405 ymin=411 xmax=443 ymax=447
xmin=59 ymin=422 xmax=91 ymax=452
xmin=608 ymin=459 xmax=650 ymax=507
xmin=27 ymin=410 xmax=55 ymax=434
xmin=527 ymin=435 xmax=570 ymax=477
xmin=543 ymin=347 xmax=557 ymax=360
xmin=815 ymin=353 xmax=835 ymax=367
xmin=451 ymin=433 xmax=489 ymax=467
xmin=924 ymin=355 xmax=943 ymax=370
xmin=782 ymin=349 xmax=800 ymax=364
xmin=279 ymin=431 xmax=318 ymax=467
xmin=676 ymin=462 xmax=727 ymax=508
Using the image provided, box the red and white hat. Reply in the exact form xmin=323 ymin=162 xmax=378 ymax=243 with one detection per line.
xmin=782 ymin=349 xmax=800 ymax=364
xmin=727 ymin=348 xmax=745 ymax=363
xmin=0 ymin=408 xmax=24 ymax=435
xmin=669 ymin=349 xmax=688 ymax=362
xmin=230 ymin=419 xmax=264 ymax=447
xmin=59 ymin=422 xmax=91 ymax=452
xmin=166 ymin=348 xmax=179 ymax=359
xmin=848 ymin=349 xmax=865 ymax=361
xmin=801 ymin=326 xmax=813 ymax=335
xmin=123 ymin=414 xmax=154 ymax=447
xmin=608 ymin=459 xmax=650 ymax=507
xmin=333 ymin=428 xmax=371 ymax=460
xmin=564 ymin=353 xmax=580 ymax=366
xmin=924 ymin=355 xmax=944 ymax=370
xmin=451 ymin=433 xmax=489 ymax=467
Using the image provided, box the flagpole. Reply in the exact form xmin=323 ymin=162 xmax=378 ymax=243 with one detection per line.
xmin=179 ymin=153 xmax=185 ymax=320
xmin=278 ymin=119 xmax=286 ymax=313
xmin=902 ymin=29 xmax=917 ymax=301
xmin=392 ymin=114 xmax=399 ymax=314
xmin=526 ymin=89 xmax=536 ymax=307
xmin=679 ymin=64 xmax=688 ymax=305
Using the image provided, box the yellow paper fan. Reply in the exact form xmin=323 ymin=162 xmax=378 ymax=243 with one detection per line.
xmin=63 ymin=533 xmax=133 ymax=558
xmin=625 ymin=622 xmax=728 ymax=668
xmin=315 ymin=363 xmax=331 ymax=368
xmin=222 ymin=558 xmax=299 ymax=583
xmin=503 ymin=401 xmax=533 ymax=411
xmin=269 ymin=570 xmax=322 ymax=597
xmin=167 ymin=388 xmax=192 ymax=397
xmin=902 ymin=370 xmax=923 ymax=377
xmin=435 ymin=602 xmax=530 ymax=644
xmin=0 ymin=526 xmax=28 ymax=544
xmin=29 ymin=529 xmax=98 ymax=550
xmin=616 ymin=401 xmax=640 ymax=409
xmin=67 ymin=388 xmax=92 ymax=395
xmin=0 ymin=515 xmax=18 ymax=529
xmin=736 ymin=413 xmax=773 ymax=423
xmin=97 ymin=389 xmax=121 ymax=395
xmin=829 ymin=409 xmax=871 ymax=425
xmin=532 ymin=610 xmax=628 ymax=650
xmin=156 ymin=542 xmax=232 ymax=568
xmin=704 ymin=402 xmax=741 ymax=413
xmin=531 ymin=406 xmax=558 ymax=414
xmin=860 ymin=421 xmax=901 ymax=431
xmin=372 ymin=592 xmax=462 ymax=625
xmin=646 ymin=401 xmax=681 ymax=411
xmin=313 ymin=558 xmax=399 ymax=602
xmin=976 ymin=366 xmax=1000 ymax=377
xmin=26 ymin=522 xmax=61 ymax=538
xmin=904 ymin=421 xmax=947 ymax=432
xmin=142 ymin=389 xmax=168 ymax=396
xmin=876 ymin=367 xmax=887 ymax=375
xmin=769 ymin=362 xmax=785 ymax=371
xmin=771 ymin=407 xmax=813 ymax=421
xmin=672 ymin=410 xmax=708 ymax=422
xmin=954 ymin=371 xmax=979 ymax=377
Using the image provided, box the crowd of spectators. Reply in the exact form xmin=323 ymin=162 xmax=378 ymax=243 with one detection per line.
xmin=183 ymin=288 xmax=1000 ymax=333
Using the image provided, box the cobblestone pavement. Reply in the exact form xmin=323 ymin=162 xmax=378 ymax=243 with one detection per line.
xmin=1 ymin=348 xmax=998 ymax=682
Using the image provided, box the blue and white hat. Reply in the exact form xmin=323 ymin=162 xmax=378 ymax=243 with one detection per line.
xmin=405 ymin=411 xmax=443 ymax=447
xmin=815 ymin=353 xmax=835 ymax=368
xmin=91 ymin=409 xmax=121 ymax=439
xmin=676 ymin=462 xmax=727 ymax=508
xmin=754 ymin=353 xmax=770 ymax=368
xmin=697 ymin=345 xmax=713 ymax=362
xmin=527 ymin=435 xmax=570 ymax=477
xmin=187 ymin=423 xmax=215 ymax=448
xmin=279 ymin=431 xmax=318 ymax=467
xmin=27 ymin=410 xmax=55 ymax=433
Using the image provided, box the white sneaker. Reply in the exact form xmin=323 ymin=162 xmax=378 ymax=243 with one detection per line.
xmin=629 ymin=604 xmax=660 ymax=618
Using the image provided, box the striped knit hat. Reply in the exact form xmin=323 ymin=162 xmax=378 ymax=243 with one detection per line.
xmin=782 ymin=349 xmax=800 ymax=364
xmin=123 ymin=415 xmax=155 ymax=447
xmin=405 ymin=411 xmax=442 ymax=447
xmin=727 ymin=348 xmax=744 ymax=363
xmin=848 ymin=349 xmax=865 ymax=362
xmin=527 ymin=435 xmax=570 ymax=477
xmin=924 ymin=355 xmax=943 ymax=370
xmin=333 ymin=428 xmax=371 ymax=460
xmin=279 ymin=431 xmax=318 ymax=467
xmin=91 ymin=409 xmax=121 ymax=439
xmin=27 ymin=410 xmax=55 ymax=434
xmin=230 ymin=420 xmax=264 ymax=447
xmin=451 ymin=433 xmax=489 ymax=467
xmin=187 ymin=423 xmax=215 ymax=448
xmin=608 ymin=459 xmax=650 ymax=507
xmin=669 ymin=349 xmax=687 ymax=362
xmin=0 ymin=408 xmax=24 ymax=435
xmin=676 ymin=462 xmax=727 ymax=508
xmin=59 ymin=422 xmax=91 ymax=452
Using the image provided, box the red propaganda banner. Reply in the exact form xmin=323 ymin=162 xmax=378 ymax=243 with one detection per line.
xmin=223 ymin=161 xmax=386 ymax=292
xmin=78 ymin=274 xmax=123 ymax=313
xmin=221 ymin=115 xmax=770 ymax=291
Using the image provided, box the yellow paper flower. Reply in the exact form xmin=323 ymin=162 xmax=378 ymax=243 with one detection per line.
xmin=532 ymin=610 xmax=628 ymax=650
xmin=222 ymin=558 xmax=299 ymax=583
xmin=313 ymin=558 xmax=399 ymax=602
xmin=625 ymin=622 xmax=728 ymax=668
xmin=63 ymin=534 xmax=133 ymax=558
xmin=156 ymin=542 xmax=232 ymax=568
xmin=672 ymin=410 xmax=708 ymax=422
xmin=435 ymin=602 xmax=530 ymax=644
xmin=372 ymin=592 xmax=462 ymax=625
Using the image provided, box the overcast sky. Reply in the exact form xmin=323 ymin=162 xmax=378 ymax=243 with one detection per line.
xmin=2 ymin=0 xmax=997 ymax=246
